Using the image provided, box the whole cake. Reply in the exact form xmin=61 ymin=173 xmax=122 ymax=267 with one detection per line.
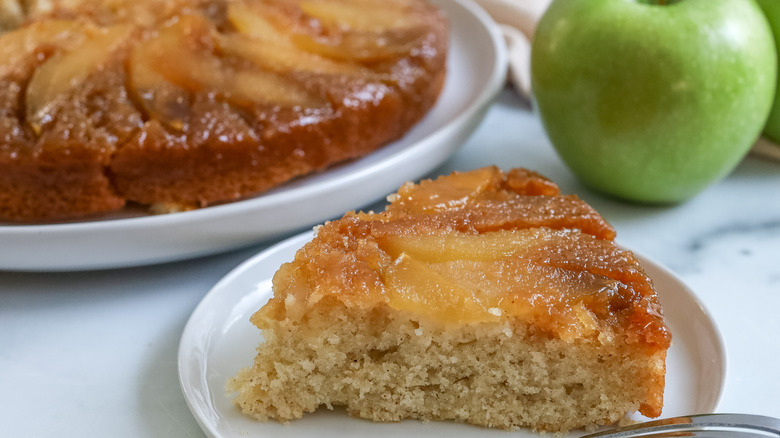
xmin=0 ymin=0 xmax=447 ymax=222
xmin=228 ymin=166 xmax=672 ymax=432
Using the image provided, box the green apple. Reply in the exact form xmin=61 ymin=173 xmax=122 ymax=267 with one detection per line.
xmin=756 ymin=0 xmax=780 ymax=143
xmin=531 ymin=0 xmax=777 ymax=203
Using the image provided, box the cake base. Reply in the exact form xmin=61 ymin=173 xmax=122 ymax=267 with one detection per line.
xmin=229 ymin=301 xmax=665 ymax=432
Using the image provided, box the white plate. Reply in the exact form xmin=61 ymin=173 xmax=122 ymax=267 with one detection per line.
xmin=0 ymin=0 xmax=507 ymax=272
xmin=178 ymin=231 xmax=727 ymax=438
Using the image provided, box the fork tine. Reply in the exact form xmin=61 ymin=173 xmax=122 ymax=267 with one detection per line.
xmin=592 ymin=431 xmax=774 ymax=438
xmin=582 ymin=414 xmax=780 ymax=438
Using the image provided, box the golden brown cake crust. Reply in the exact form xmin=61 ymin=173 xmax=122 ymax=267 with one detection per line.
xmin=230 ymin=167 xmax=671 ymax=431
xmin=0 ymin=0 xmax=447 ymax=222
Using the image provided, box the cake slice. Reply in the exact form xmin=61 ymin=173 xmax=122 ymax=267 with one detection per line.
xmin=227 ymin=166 xmax=671 ymax=433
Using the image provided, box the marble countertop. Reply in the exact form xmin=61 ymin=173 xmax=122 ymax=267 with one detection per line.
xmin=1 ymin=89 xmax=779 ymax=437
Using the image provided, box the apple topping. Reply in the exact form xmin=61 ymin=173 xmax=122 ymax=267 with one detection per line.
xmin=224 ymin=2 xmax=375 ymax=77
xmin=25 ymin=23 xmax=132 ymax=134
xmin=127 ymin=18 xmax=192 ymax=130
xmin=217 ymin=33 xmax=368 ymax=77
xmin=223 ymin=68 xmax=327 ymax=110
xmin=225 ymin=2 xmax=290 ymax=44
xmin=389 ymin=167 xmax=503 ymax=214
xmin=290 ymin=27 xmax=426 ymax=63
xmin=226 ymin=0 xmax=427 ymax=63
xmin=0 ymin=20 xmax=84 ymax=76
xmin=297 ymin=0 xmax=419 ymax=33
xmin=0 ymin=0 xmax=24 ymax=31
xmin=375 ymin=227 xmax=627 ymax=333
xmin=129 ymin=14 xmax=326 ymax=130
xmin=381 ymin=252 xmax=498 ymax=324
xmin=376 ymin=228 xmax=630 ymax=336
xmin=377 ymin=229 xmax=538 ymax=263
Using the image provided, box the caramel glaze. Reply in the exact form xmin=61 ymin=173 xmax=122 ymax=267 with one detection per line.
xmin=0 ymin=0 xmax=447 ymax=222
xmin=259 ymin=167 xmax=671 ymax=351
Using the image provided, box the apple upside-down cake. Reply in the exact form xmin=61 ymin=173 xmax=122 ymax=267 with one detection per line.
xmin=228 ymin=166 xmax=671 ymax=432
xmin=0 ymin=0 xmax=447 ymax=222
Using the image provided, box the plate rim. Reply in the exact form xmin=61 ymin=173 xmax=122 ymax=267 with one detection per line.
xmin=0 ymin=0 xmax=508 ymax=271
xmin=177 ymin=229 xmax=727 ymax=438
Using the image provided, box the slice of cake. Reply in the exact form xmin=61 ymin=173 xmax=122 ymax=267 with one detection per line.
xmin=227 ymin=166 xmax=671 ymax=433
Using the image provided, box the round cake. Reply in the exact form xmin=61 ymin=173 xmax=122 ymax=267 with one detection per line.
xmin=0 ymin=0 xmax=448 ymax=222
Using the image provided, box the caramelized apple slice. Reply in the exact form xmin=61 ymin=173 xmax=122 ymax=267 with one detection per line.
xmin=127 ymin=19 xmax=193 ymax=130
xmin=0 ymin=20 xmax=83 ymax=76
xmin=381 ymin=253 xmax=497 ymax=324
xmin=130 ymin=15 xmax=326 ymax=130
xmin=432 ymin=252 xmax=636 ymax=341
xmin=217 ymin=33 xmax=368 ymax=76
xmin=0 ymin=0 xmax=23 ymax=31
xmin=298 ymin=0 xmax=419 ymax=32
xmin=378 ymin=229 xmax=540 ymax=263
xmin=226 ymin=68 xmax=327 ymax=109
xmin=145 ymin=16 xmax=223 ymax=92
xmin=23 ymin=0 xmax=57 ymax=15
xmin=225 ymin=3 xmax=373 ymax=77
xmin=389 ymin=167 xmax=502 ymax=214
xmin=291 ymin=29 xmax=424 ymax=63
xmin=228 ymin=0 xmax=423 ymax=63
xmin=128 ymin=47 xmax=191 ymax=130
xmin=226 ymin=2 xmax=290 ymax=44
xmin=291 ymin=0 xmax=427 ymax=63
xmin=26 ymin=24 xmax=132 ymax=133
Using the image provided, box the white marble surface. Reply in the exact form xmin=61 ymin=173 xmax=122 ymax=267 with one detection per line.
xmin=1 ymin=89 xmax=779 ymax=437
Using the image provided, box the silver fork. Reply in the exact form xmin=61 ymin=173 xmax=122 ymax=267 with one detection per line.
xmin=581 ymin=414 xmax=780 ymax=438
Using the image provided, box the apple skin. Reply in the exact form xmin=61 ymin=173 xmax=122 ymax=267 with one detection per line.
xmin=756 ymin=0 xmax=780 ymax=143
xmin=531 ymin=0 xmax=777 ymax=203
